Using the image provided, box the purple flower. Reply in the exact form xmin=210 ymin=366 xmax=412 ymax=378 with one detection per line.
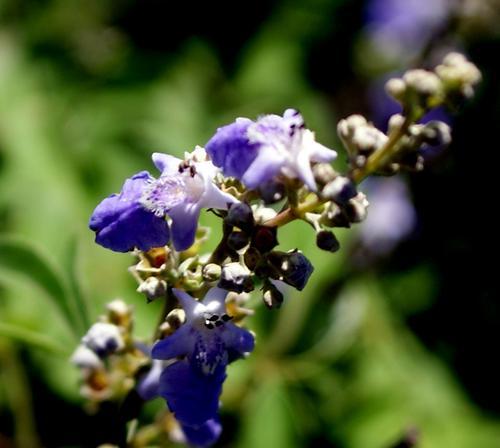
xmin=206 ymin=109 xmax=337 ymax=191
xmin=89 ymin=148 xmax=237 ymax=252
xmin=151 ymin=287 xmax=254 ymax=447
xmin=89 ymin=171 xmax=170 ymax=252
xmin=137 ymin=359 xmax=164 ymax=401
xmin=359 ymin=178 xmax=417 ymax=254
xmin=365 ymin=0 xmax=454 ymax=61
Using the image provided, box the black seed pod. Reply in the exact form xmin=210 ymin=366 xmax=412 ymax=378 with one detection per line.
xmin=259 ymin=180 xmax=286 ymax=204
xmin=224 ymin=203 xmax=255 ymax=233
xmin=252 ymin=225 xmax=279 ymax=253
xmin=266 ymin=250 xmax=314 ymax=291
xmin=316 ymin=230 xmax=340 ymax=252
xmin=227 ymin=231 xmax=250 ymax=251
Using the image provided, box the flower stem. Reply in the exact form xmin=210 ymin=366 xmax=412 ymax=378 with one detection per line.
xmin=352 ymin=114 xmax=413 ymax=182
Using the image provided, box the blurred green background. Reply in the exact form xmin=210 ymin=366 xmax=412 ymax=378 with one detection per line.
xmin=1 ymin=0 xmax=499 ymax=447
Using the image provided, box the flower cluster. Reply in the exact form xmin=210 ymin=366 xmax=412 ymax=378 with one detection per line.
xmin=79 ymin=52 xmax=481 ymax=447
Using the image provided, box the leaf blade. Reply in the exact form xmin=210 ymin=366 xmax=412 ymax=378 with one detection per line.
xmin=0 ymin=236 xmax=83 ymax=338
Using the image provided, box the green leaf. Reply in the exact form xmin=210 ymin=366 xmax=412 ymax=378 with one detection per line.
xmin=0 ymin=236 xmax=83 ymax=338
xmin=64 ymin=236 xmax=91 ymax=331
xmin=0 ymin=322 xmax=69 ymax=356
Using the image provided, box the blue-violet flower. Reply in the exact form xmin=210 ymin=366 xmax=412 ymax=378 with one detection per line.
xmin=89 ymin=147 xmax=237 ymax=252
xmin=151 ymin=287 xmax=254 ymax=447
xmin=205 ymin=109 xmax=337 ymax=191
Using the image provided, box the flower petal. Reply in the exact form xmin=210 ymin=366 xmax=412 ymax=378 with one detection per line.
xmin=137 ymin=360 xmax=163 ymax=400
xmin=181 ymin=419 xmax=222 ymax=448
xmin=151 ymin=324 xmax=193 ymax=360
xmin=89 ymin=171 xmax=151 ymax=231
xmin=295 ymin=145 xmax=317 ymax=191
xmin=169 ymin=204 xmax=201 ymax=251
xmin=205 ymin=118 xmax=259 ymax=179
xmin=220 ymin=323 xmax=255 ymax=363
xmin=152 ymin=153 xmax=182 ymax=175
xmin=201 ymin=287 xmax=227 ymax=312
xmin=89 ymin=171 xmax=170 ymax=252
xmin=240 ymin=147 xmax=284 ymax=189
xmin=94 ymin=206 xmax=170 ymax=252
xmin=159 ymin=360 xmax=226 ymax=426
xmin=198 ymin=180 xmax=238 ymax=211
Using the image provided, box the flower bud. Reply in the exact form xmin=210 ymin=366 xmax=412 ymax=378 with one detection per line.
xmin=345 ymin=192 xmax=369 ymax=223
xmin=322 ymin=176 xmax=357 ymax=205
xmin=252 ymin=205 xmax=277 ymax=224
xmin=137 ymin=276 xmax=167 ymax=302
xmin=251 ymin=225 xmax=279 ymax=253
xmin=403 ymin=69 xmax=442 ymax=98
xmin=82 ymin=322 xmax=125 ymax=357
xmin=262 ymin=281 xmax=284 ymax=309
xmin=224 ymin=202 xmax=254 ymax=233
xmin=388 ymin=114 xmax=405 ymax=133
xmin=420 ymin=121 xmax=452 ymax=147
xmin=227 ymin=230 xmax=250 ymax=252
xmin=321 ymin=202 xmax=351 ymax=228
xmin=312 ymin=163 xmax=337 ymax=186
xmin=351 ymin=126 xmax=388 ymax=154
xmin=436 ymin=52 xmax=481 ymax=97
xmin=218 ymin=262 xmax=254 ymax=293
xmin=71 ymin=345 xmax=103 ymax=369
xmin=385 ymin=77 xmax=406 ymax=102
xmin=202 ymin=263 xmax=222 ymax=282
xmin=316 ymin=230 xmax=340 ymax=252
xmin=266 ymin=250 xmax=314 ymax=291
xmin=165 ymin=308 xmax=186 ymax=331
xmin=259 ymin=179 xmax=286 ymax=204
xmin=106 ymin=299 xmax=133 ymax=328
xmin=337 ymin=114 xmax=367 ymax=140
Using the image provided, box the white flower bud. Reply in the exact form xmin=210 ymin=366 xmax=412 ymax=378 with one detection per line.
xmin=252 ymin=205 xmax=277 ymax=224
xmin=137 ymin=276 xmax=167 ymax=302
xmin=82 ymin=322 xmax=124 ymax=357
xmin=385 ymin=77 xmax=406 ymax=101
xmin=337 ymin=114 xmax=368 ymax=139
xmin=403 ymin=69 xmax=442 ymax=97
xmin=71 ymin=344 xmax=103 ymax=369
xmin=436 ymin=52 xmax=481 ymax=97
xmin=346 ymin=192 xmax=370 ymax=223
xmin=218 ymin=262 xmax=253 ymax=293
xmin=322 ymin=176 xmax=357 ymax=204
xmin=352 ymin=126 xmax=388 ymax=152
xmin=202 ymin=263 xmax=222 ymax=282
xmin=388 ymin=114 xmax=405 ymax=133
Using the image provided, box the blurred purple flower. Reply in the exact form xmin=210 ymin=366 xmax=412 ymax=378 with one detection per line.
xmin=151 ymin=287 xmax=254 ymax=447
xmin=89 ymin=148 xmax=237 ymax=252
xmin=365 ymin=0 xmax=455 ymax=60
xmin=206 ymin=109 xmax=336 ymax=191
xmin=359 ymin=178 xmax=417 ymax=255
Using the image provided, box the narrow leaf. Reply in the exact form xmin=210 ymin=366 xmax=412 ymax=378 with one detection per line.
xmin=0 ymin=236 xmax=83 ymax=338
xmin=64 ymin=236 xmax=91 ymax=331
xmin=0 ymin=322 xmax=69 ymax=356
